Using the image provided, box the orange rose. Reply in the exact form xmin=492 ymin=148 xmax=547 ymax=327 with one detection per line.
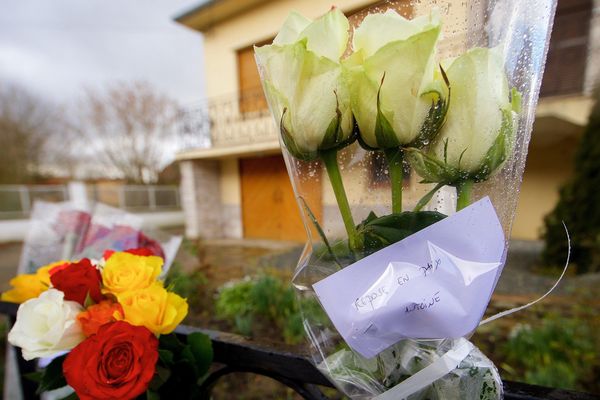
xmin=77 ymin=300 xmax=124 ymax=337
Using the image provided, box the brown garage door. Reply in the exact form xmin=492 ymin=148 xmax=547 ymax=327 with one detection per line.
xmin=240 ymin=155 xmax=321 ymax=242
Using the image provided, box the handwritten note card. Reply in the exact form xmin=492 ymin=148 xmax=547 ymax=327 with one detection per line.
xmin=313 ymin=197 xmax=506 ymax=359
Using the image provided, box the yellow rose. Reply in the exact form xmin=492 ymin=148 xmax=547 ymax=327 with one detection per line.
xmin=1 ymin=261 xmax=66 ymax=303
xmin=117 ymin=283 xmax=188 ymax=335
xmin=102 ymin=252 xmax=162 ymax=295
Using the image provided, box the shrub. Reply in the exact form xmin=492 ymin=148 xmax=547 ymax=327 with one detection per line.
xmin=542 ymin=90 xmax=600 ymax=273
xmin=501 ymin=315 xmax=598 ymax=391
xmin=215 ymin=275 xmax=306 ymax=345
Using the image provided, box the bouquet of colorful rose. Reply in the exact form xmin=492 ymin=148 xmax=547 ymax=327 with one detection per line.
xmin=3 ymin=248 xmax=212 ymax=400
xmin=256 ymin=1 xmax=556 ymax=399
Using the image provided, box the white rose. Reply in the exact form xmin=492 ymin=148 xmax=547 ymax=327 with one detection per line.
xmin=8 ymin=289 xmax=85 ymax=360
xmin=408 ymin=47 xmax=520 ymax=184
xmin=255 ymin=8 xmax=354 ymax=159
xmin=344 ymin=9 xmax=445 ymax=149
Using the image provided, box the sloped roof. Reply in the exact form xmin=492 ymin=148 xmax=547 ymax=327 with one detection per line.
xmin=174 ymin=0 xmax=273 ymax=32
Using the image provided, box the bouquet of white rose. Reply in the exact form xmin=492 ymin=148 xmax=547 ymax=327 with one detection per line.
xmin=256 ymin=1 xmax=557 ymax=399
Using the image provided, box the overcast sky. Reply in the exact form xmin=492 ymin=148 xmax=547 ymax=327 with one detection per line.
xmin=0 ymin=0 xmax=206 ymax=107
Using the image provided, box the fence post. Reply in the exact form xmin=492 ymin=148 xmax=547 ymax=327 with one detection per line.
xmin=67 ymin=181 xmax=88 ymax=208
xmin=149 ymin=186 xmax=157 ymax=210
xmin=18 ymin=186 xmax=30 ymax=216
xmin=118 ymin=186 xmax=126 ymax=210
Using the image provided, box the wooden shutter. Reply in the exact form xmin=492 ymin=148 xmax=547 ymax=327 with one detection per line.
xmin=237 ymin=45 xmax=268 ymax=113
xmin=540 ymin=0 xmax=592 ymax=97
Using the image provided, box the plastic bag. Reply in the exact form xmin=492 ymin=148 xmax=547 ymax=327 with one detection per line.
xmin=18 ymin=201 xmax=181 ymax=276
xmin=256 ymin=0 xmax=556 ymax=398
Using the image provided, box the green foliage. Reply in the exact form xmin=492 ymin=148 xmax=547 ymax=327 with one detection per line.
xmin=357 ymin=210 xmax=446 ymax=256
xmin=542 ymin=90 xmax=600 ymax=273
xmin=215 ymin=275 xmax=312 ymax=344
xmin=30 ymin=355 xmax=67 ymax=394
xmin=150 ymin=332 xmax=213 ymax=399
xmin=501 ymin=315 xmax=598 ymax=391
xmin=164 ymin=261 xmax=207 ymax=299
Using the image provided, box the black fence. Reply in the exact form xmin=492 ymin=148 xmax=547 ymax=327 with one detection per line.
xmin=1 ymin=301 xmax=597 ymax=400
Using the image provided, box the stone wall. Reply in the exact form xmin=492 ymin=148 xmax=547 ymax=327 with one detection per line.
xmin=180 ymin=160 xmax=223 ymax=239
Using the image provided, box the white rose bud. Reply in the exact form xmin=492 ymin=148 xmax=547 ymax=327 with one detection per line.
xmin=344 ymin=9 xmax=446 ymax=149
xmin=408 ymin=47 xmax=520 ymax=184
xmin=8 ymin=289 xmax=85 ymax=360
xmin=255 ymin=8 xmax=354 ymax=160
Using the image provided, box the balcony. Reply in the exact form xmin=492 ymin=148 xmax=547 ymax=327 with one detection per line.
xmin=177 ymin=87 xmax=279 ymax=160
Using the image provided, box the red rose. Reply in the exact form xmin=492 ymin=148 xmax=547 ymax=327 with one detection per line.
xmin=49 ymin=259 xmax=103 ymax=306
xmin=63 ymin=321 xmax=158 ymax=400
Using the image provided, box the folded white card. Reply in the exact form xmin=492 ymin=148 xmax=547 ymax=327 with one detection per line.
xmin=313 ymin=197 xmax=506 ymax=359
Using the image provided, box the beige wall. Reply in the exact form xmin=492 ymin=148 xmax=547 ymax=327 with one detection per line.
xmin=202 ymin=0 xmax=375 ymax=98
xmin=220 ymin=158 xmax=241 ymax=205
xmin=512 ymin=135 xmax=578 ymax=240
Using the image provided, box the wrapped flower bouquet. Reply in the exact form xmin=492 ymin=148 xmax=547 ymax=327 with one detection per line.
xmin=256 ymin=0 xmax=556 ymax=398
xmin=4 ymin=249 xmax=212 ymax=399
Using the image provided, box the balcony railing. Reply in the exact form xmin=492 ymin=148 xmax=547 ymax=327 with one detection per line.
xmin=179 ymin=87 xmax=277 ymax=150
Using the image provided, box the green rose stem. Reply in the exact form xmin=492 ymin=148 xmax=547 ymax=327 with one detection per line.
xmin=321 ymin=149 xmax=362 ymax=253
xmin=384 ymin=147 xmax=404 ymax=213
xmin=455 ymin=179 xmax=474 ymax=211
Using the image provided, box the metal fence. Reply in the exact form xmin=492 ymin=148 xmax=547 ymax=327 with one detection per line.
xmin=0 ymin=185 xmax=69 ymax=219
xmin=0 ymin=184 xmax=181 ymax=219
xmin=87 ymin=184 xmax=181 ymax=212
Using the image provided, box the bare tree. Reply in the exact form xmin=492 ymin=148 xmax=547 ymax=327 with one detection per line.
xmin=0 ymin=83 xmax=65 ymax=184
xmin=77 ymin=81 xmax=181 ymax=184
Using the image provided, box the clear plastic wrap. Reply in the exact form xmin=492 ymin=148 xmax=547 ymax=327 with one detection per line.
xmin=18 ymin=201 xmax=181 ymax=276
xmin=256 ymin=0 xmax=556 ymax=398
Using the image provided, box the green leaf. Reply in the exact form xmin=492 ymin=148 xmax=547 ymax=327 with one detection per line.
xmin=187 ymin=332 xmax=214 ymax=378
xmin=146 ymin=390 xmax=161 ymax=400
xmin=413 ymin=182 xmax=446 ymax=212
xmin=179 ymin=347 xmax=200 ymax=377
xmin=299 ymin=196 xmax=341 ymax=269
xmin=37 ymin=355 xmax=68 ymax=394
xmin=23 ymin=371 xmax=43 ymax=383
xmin=410 ymin=65 xmax=450 ymax=149
xmin=158 ymin=349 xmax=174 ymax=365
xmin=405 ymin=147 xmax=461 ymax=184
xmin=148 ymin=365 xmax=172 ymax=391
xmin=159 ymin=333 xmax=185 ymax=354
xmin=83 ymin=292 xmax=95 ymax=308
xmin=358 ymin=211 xmax=447 ymax=255
xmin=511 ymin=87 xmax=522 ymax=113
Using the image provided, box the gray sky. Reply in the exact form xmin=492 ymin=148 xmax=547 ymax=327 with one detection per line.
xmin=0 ymin=0 xmax=206 ymax=106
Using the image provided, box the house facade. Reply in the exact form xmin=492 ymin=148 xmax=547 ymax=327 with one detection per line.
xmin=175 ymin=0 xmax=599 ymax=242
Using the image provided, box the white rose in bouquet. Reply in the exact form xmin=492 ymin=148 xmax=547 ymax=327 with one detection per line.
xmin=8 ymin=289 xmax=85 ymax=360
xmin=406 ymin=46 xmax=520 ymax=210
xmin=255 ymin=8 xmax=354 ymax=160
xmin=408 ymin=47 xmax=520 ymax=185
xmin=344 ymin=9 xmax=446 ymax=149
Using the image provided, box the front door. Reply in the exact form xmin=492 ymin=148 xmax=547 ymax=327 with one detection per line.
xmin=240 ymin=155 xmax=321 ymax=242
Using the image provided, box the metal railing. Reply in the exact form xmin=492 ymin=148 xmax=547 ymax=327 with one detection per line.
xmin=0 ymin=184 xmax=181 ymax=219
xmin=179 ymin=87 xmax=277 ymax=150
xmin=0 ymin=185 xmax=68 ymax=219
xmin=87 ymin=185 xmax=181 ymax=212
xmin=0 ymin=300 xmax=597 ymax=400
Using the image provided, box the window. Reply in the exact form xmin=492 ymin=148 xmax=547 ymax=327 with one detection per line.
xmin=237 ymin=44 xmax=269 ymax=114
xmin=540 ymin=0 xmax=592 ymax=97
